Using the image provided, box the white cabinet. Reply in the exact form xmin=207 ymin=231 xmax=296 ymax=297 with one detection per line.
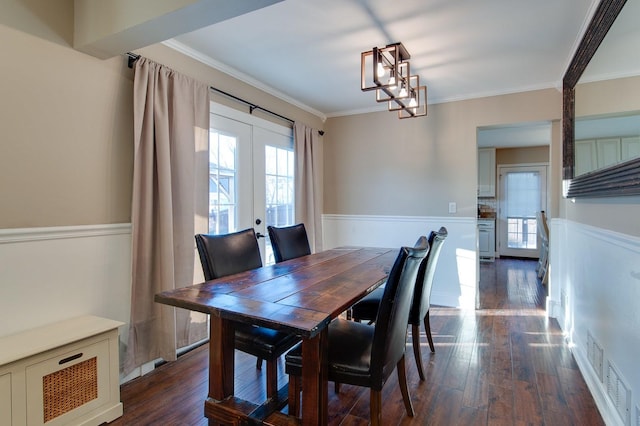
xmin=575 ymin=136 xmax=640 ymax=175
xmin=622 ymin=136 xmax=640 ymax=161
xmin=0 ymin=316 xmax=123 ymax=426
xmin=478 ymin=148 xmax=496 ymax=197
xmin=575 ymin=139 xmax=597 ymax=176
xmin=478 ymin=219 xmax=495 ymax=262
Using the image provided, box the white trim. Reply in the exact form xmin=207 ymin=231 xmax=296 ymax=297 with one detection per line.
xmin=0 ymin=223 xmax=131 ymax=244
xmin=165 ymin=39 xmax=327 ymax=122
xmin=322 ymin=214 xmax=478 ymax=309
xmin=572 ymin=329 xmax=626 ymax=426
xmin=322 ymin=213 xmax=474 ymax=224
xmin=564 ymin=219 xmax=640 ymax=253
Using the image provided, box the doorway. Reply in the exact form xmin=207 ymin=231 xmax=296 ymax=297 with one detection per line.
xmin=497 ymin=164 xmax=547 ymax=258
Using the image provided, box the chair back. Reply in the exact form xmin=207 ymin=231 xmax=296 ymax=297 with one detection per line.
xmin=370 ymin=236 xmax=429 ymax=388
xmin=195 ymin=228 xmax=262 ymax=280
xmin=537 ymin=211 xmax=549 ymax=242
xmin=267 ymin=223 xmax=311 ymax=263
xmin=409 ymin=227 xmax=448 ymax=326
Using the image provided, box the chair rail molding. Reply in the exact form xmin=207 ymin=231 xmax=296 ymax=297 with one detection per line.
xmin=0 ymin=223 xmax=131 ymax=244
xmin=322 ymin=214 xmax=477 ymax=309
xmin=0 ymin=223 xmax=132 ymax=341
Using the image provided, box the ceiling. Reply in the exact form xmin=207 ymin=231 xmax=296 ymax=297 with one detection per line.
xmin=170 ymin=0 xmax=599 ymax=121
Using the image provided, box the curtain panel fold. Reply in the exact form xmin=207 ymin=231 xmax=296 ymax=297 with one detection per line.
xmin=124 ymin=57 xmax=209 ymax=375
xmin=294 ymin=122 xmax=323 ymax=252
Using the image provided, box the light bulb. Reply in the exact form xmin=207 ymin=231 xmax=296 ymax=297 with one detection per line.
xmin=388 ymin=75 xmax=396 ymax=90
xmin=409 ymin=97 xmax=417 ymax=108
xmin=399 ymin=84 xmax=407 ymax=98
xmin=376 ymin=62 xmax=385 ymax=78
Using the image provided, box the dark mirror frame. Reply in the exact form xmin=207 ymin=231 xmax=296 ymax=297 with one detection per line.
xmin=563 ymin=0 xmax=640 ymax=197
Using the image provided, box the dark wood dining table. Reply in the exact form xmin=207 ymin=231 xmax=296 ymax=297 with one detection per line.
xmin=155 ymin=246 xmax=396 ymax=425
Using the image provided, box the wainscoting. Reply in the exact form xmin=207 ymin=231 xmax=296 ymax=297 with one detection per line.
xmin=550 ymin=218 xmax=640 ymax=426
xmin=322 ymin=214 xmax=479 ymax=309
xmin=0 ymin=224 xmax=132 ymax=340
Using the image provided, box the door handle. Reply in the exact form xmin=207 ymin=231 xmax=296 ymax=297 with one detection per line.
xmin=256 ymin=232 xmax=266 ymax=239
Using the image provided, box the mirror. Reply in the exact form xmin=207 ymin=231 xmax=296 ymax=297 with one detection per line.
xmin=563 ymin=0 xmax=640 ymax=197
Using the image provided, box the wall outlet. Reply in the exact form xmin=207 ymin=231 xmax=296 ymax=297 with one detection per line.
xmin=448 ymin=202 xmax=457 ymax=214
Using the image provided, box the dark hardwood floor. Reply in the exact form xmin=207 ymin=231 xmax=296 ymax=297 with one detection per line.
xmin=108 ymin=258 xmax=604 ymax=425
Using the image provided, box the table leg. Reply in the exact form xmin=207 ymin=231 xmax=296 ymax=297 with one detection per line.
xmin=206 ymin=316 xmax=235 ymax=425
xmin=301 ymin=328 xmax=328 ymax=425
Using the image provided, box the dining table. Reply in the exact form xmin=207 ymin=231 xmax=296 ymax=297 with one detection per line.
xmin=155 ymin=246 xmax=396 ymax=425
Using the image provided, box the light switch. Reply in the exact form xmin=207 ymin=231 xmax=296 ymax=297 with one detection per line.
xmin=448 ymin=202 xmax=457 ymax=214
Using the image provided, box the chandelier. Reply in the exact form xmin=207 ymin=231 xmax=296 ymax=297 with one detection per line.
xmin=361 ymin=42 xmax=427 ymax=119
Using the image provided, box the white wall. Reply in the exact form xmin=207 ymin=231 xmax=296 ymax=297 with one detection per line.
xmin=323 ymin=214 xmax=478 ymax=309
xmin=0 ymin=224 xmax=132 ymax=351
xmin=550 ymin=218 xmax=640 ymax=426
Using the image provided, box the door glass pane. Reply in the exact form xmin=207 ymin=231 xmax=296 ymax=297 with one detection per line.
xmin=505 ymin=171 xmax=540 ymax=249
xmin=209 ymin=130 xmax=237 ymax=235
xmin=264 ymin=145 xmax=295 ymax=264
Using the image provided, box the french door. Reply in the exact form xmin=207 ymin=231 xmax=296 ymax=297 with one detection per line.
xmin=497 ymin=164 xmax=547 ymax=258
xmin=208 ymin=104 xmax=294 ymax=265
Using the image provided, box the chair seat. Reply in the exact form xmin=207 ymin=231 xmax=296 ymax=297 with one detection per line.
xmin=235 ymin=323 xmax=300 ymax=360
xmin=285 ymin=319 xmax=375 ymax=386
xmin=350 ymin=286 xmax=385 ymax=322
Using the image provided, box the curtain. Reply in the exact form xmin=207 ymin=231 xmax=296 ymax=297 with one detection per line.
xmin=124 ymin=57 xmax=210 ymax=375
xmin=294 ymin=122 xmax=323 ymax=252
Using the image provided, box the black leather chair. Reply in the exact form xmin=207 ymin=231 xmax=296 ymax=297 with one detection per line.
xmin=285 ymin=237 xmax=430 ymax=424
xmin=194 ymin=228 xmax=299 ymax=398
xmin=267 ymin=223 xmax=311 ymax=263
xmin=351 ymin=227 xmax=448 ymax=380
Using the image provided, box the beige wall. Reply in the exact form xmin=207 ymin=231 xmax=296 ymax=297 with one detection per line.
xmin=0 ymin=24 xmax=134 ymax=228
xmin=324 ymin=89 xmax=562 ymax=218
xmin=496 ymin=146 xmax=549 ymax=165
xmin=0 ymin=22 xmax=323 ymax=229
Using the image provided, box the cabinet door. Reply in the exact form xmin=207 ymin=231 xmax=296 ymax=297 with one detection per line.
xmin=1 ymin=373 xmax=11 ymax=426
xmin=621 ymin=136 xmax=640 ymax=162
xmin=596 ymin=138 xmax=620 ymax=168
xmin=478 ymin=229 xmax=490 ymax=254
xmin=575 ymin=139 xmax=596 ymax=176
xmin=478 ymin=148 xmax=496 ymax=197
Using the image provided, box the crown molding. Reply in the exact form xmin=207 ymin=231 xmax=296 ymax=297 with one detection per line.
xmin=163 ymin=39 xmax=327 ymax=122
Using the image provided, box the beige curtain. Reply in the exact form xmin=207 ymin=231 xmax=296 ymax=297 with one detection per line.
xmin=294 ymin=122 xmax=323 ymax=252
xmin=124 ymin=57 xmax=210 ymax=375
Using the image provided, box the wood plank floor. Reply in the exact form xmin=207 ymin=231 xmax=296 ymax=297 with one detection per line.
xmin=107 ymin=258 xmax=604 ymax=425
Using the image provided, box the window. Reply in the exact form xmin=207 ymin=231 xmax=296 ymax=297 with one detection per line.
xmin=209 ymin=130 xmax=237 ymax=234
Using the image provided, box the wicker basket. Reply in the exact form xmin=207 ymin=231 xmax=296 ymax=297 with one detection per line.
xmin=42 ymin=357 xmax=98 ymax=422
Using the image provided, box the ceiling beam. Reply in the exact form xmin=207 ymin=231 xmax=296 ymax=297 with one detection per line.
xmin=74 ymin=0 xmax=283 ymax=59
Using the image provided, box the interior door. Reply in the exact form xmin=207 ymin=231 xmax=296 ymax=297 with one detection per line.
xmin=209 ymin=104 xmax=294 ymax=264
xmin=497 ymin=164 xmax=547 ymax=258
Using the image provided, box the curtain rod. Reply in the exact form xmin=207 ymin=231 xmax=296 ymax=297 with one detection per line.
xmin=210 ymin=87 xmax=324 ymax=136
xmin=126 ymin=52 xmax=324 ymax=136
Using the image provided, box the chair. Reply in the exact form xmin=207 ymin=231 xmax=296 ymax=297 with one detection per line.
xmin=194 ymin=228 xmax=299 ymax=398
xmin=285 ymin=237 xmax=430 ymax=424
xmin=350 ymin=227 xmax=448 ymax=380
xmin=536 ymin=211 xmax=550 ymax=285
xmin=267 ymin=223 xmax=311 ymax=263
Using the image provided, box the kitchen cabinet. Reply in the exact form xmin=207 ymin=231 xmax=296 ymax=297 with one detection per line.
xmin=478 ymin=148 xmax=496 ymax=197
xmin=575 ymin=136 xmax=640 ymax=175
xmin=478 ymin=219 xmax=495 ymax=262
